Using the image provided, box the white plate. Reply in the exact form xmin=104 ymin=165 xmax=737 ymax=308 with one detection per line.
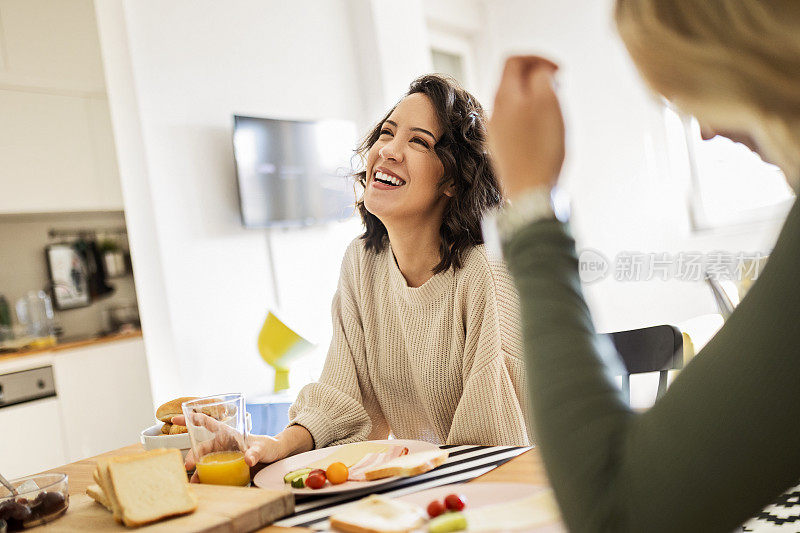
xmin=253 ymin=439 xmax=440 ymax=495
xmin=395 ymin=483 xmax=565 ymax=532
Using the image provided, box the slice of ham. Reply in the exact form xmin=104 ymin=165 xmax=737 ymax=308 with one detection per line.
xmin=348 ymin=446 xmax=408 ymax=481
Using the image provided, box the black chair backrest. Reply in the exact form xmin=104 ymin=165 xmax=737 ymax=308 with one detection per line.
xmin=602 ymin=325 xmax=683 ymax=403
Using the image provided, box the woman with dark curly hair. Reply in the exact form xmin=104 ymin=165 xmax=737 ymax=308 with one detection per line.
xmin=228 ymin=74 xmax=531 ymax=466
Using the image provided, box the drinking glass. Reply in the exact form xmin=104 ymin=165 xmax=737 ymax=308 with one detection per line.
xmin=182 ymin=394 xmax=250 ymax=486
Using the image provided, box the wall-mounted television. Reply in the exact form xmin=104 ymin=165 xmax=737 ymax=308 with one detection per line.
xmin=232 ymin=115 xmax=359 ymax=228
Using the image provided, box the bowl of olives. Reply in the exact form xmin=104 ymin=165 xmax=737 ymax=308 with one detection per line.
xmin=0 ymin=474 xmax=69 ymax=531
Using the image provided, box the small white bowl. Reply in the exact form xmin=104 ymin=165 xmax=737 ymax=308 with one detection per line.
xmin=140 ymin=423 xmax=191 ymax=458
xmin=140 ymin=413 xmax=252 ymax=459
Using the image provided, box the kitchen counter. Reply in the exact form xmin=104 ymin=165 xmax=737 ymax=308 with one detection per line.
xmin=0 ymin=330 xmax=153 ymax=479
xmin=0 ymin=329 xmax=142 ymax=362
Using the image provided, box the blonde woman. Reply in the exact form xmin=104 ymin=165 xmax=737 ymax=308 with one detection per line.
xmin=487 ymin=1 xmax=800 ymax=531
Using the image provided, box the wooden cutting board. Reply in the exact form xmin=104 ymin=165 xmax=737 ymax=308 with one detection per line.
xmin=36 ymin=484 xmax=294 ymax=532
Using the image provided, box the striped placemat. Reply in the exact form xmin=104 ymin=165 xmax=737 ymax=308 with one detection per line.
xmin=274 ymin=444 xmax=532 ymax=529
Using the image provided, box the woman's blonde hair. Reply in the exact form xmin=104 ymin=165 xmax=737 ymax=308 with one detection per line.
xmin=615 ymin=0 xmax=800 ymax=189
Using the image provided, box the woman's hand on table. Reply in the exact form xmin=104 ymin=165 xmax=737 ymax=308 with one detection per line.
xmin=488 ymin=55 xmax=565 ymax=199
xmin=171 ymin=415 xmax=313 ymax=482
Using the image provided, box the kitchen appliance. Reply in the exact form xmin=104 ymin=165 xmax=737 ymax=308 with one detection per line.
xmin=14 ymin=291 xmax=56 ymax=342
xmin=101 ymin=302 xmax=140 ymax=334
xmin=0 ymin=296 xmax=11 ymax=342
xmin=44 ymin=244 xmax=90 ymax=310
xmin=232 ymin=115 xmax=358 ymax=227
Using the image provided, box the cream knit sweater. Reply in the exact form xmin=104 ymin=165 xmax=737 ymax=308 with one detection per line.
xmin=288 ymin=238 xmax=531 ymax=447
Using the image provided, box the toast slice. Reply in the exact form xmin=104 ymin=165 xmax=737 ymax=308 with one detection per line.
xmin=108 ymin=448 xmax=198 ymax=527
xmin=95 ymin=458 xmax=124 ymax=523
xmin=329 ymin=494 xmax=426 ymax=533
xmin=86 ymin=483 xmax=111 ymax=511
xmin=364 ymin=449 xmax=449 ymax=481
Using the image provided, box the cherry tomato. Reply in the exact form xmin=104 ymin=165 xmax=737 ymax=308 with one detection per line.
xmin=309 ymin=469 xmax=325 ymax=477
xmin=305 ymin=473 xmax=326 ymax=489
xmin=427 ymin=499 xmax=445 ymax=518
xmin=444 ymin=494 xmax=466 ymax=511
xmin=326 ymin=462 xmax=349 ymax=485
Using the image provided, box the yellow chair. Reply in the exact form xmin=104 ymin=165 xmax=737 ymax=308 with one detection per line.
xmin=257 ymin=311 xmax=314 ymax=393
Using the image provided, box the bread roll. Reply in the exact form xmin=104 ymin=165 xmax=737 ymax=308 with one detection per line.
xmin=155 ymin=396 xmax=227 ymax=423
xmin=155 ymin=397 xmax=199 ymax=423
xmin=169 ymin=424 xmax=188 ymax=435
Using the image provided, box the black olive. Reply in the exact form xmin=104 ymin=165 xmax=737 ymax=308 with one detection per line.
xmin=39 ymin=492 xmax=66 ymax=514
xmin=29 ymin=492 xmax=47 ymax=510
xmin=0 ymin=501 xmax=31 ymax=521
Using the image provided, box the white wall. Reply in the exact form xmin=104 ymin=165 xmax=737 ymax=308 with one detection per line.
xmin=95 ymin=0 xmax=439 ymax=404
xmin=477 ymin=0 xmax=784 ymax=332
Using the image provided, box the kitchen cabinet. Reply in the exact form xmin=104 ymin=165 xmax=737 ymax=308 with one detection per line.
xmin=0 ymin=397 xmax=66 ymax=479
xmin=0 ymin=336 xmax=154 ymax=478
xmin=53 ymin=337 xmax=154 ymax=462
xmin=0 ymin=0 xmax=124 ymax=214
xmin=0 ymin=89 xmax=124 ymax=214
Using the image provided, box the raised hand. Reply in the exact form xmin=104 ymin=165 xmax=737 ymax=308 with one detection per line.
xmin=488 ymin=56 xmax=565 ymax=199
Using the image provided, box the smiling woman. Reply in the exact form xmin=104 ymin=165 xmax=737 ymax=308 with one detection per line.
xmin=357 ymin=76 xmax=503 ymax=284
xmin=231 ymin=75 xmax=532 ymax=466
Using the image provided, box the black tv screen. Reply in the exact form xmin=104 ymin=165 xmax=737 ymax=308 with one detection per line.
xmin=232 ymin=115 xmax=358 ymax=227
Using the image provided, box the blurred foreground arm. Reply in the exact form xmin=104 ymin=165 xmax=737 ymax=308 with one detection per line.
xmin=491 ymin=55 xmax=800 ymax=532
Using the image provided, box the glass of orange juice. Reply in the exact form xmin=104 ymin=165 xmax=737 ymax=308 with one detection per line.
xmin=182 ymin=393 xmax=250 ymax=486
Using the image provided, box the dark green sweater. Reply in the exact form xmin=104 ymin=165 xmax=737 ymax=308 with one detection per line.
xmin=502 ymin=199 xmax=800 ymax=532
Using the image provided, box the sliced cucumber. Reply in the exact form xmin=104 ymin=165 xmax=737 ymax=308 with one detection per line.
xmin=284 ymin=468 xmax=312 ymax=484
xmin=291 ymin=474 xmax=309 ymax=489
xmin=428 ymin=512 xmax=467 ymax=533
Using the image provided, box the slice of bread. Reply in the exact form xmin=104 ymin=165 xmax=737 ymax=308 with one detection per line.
xmin=108 ymin=448 xmax=198 ymax=527
xmin=86 ymin=483 xmax=111 ymax=511
xmin=329 ymin=494 xmax=426 ymax=533
xmin=364 ymin=449 xmax=449 ymax=481
xmin=95 ymin=458 xmax=123 ymax=523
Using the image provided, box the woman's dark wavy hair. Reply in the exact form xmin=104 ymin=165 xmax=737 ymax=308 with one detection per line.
xmin=354 ymin=74 xmax=502 ymax=274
